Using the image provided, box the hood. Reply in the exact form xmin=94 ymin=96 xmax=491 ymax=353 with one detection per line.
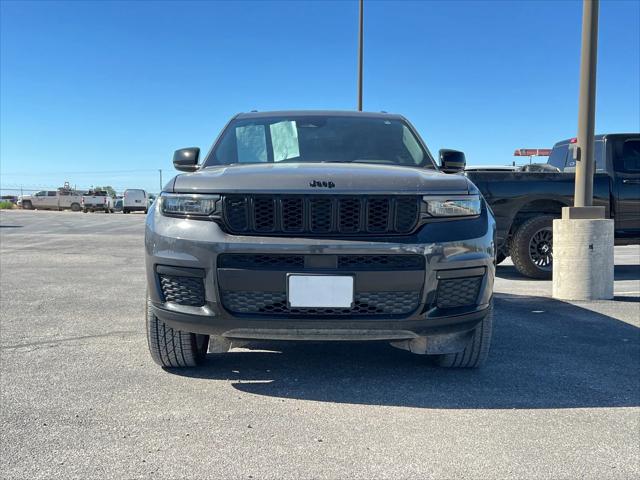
xmin=171 ymin=163 xmax=471 ymax=195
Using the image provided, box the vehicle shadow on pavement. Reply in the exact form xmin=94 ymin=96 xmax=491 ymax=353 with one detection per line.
xmin=494 ymin=265 xmax=538 ymax=281
xmin=496 ymin=263 xmax=640 ymax=282
xmin=170 ymin=293 xmax=640 ymax=409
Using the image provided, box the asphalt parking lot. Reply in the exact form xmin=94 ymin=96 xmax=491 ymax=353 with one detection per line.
xmin=1 ymin=209 xmax=638 ymax=479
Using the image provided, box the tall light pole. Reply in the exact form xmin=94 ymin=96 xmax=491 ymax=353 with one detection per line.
xmin=357 ymin=0 xmax=363 ymax=111
xmin=574 ymin=0 xmax=599 ymax=207
xmin=159 ymin=169 xmax=163 ymax=193
xmin=553 ymin=0 xmax=614 ymax=301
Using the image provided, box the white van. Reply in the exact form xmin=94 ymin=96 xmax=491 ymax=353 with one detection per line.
xmin=122 ymin=189 xmax=148 ymax=214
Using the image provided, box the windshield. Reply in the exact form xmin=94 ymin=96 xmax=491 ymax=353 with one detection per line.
xmin=204 ymin=115 xmax=435 ymax=168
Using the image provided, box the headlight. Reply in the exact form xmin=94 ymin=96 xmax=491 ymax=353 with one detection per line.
xmin=160 ymin=193 xmax=220 ymax=217
xmin=423 ymin=195 xmax=481 ymax=217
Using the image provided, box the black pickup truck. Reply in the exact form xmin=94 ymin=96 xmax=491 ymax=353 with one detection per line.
xmin=466 ymin=133 xmax=640 ymax=279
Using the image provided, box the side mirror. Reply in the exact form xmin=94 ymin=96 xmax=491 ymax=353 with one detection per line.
xmin=439 ymin=149 xmax=466 ymax=174
xmin=173 ymin=147 xmax=200 ymax=172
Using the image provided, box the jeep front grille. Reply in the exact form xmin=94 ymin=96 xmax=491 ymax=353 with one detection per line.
xmin=221 ymin=195 xmax=421 ymax=236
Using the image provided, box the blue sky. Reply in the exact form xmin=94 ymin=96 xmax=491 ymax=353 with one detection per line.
xmin=1 ymin=0 xmax=639 ymax=194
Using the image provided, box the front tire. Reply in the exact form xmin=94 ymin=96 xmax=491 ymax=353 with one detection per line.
xmin=70 ymin=203 xmax=81 ymax=212
xmin=146 ymin=297 xmax=209 ymax=368
xmin=433 ymin=301 xmax=493 ymax=368
xmin=22 ymin=201 xmax=33 ymax=210
xmin=510 ymin=215 xmax=555 ymax=279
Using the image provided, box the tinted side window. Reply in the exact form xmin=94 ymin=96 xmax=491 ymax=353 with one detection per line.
xmin=47 ymin=191 xmax=57 ymax=197
xmin=548 ymin=143 xmax=569 ymax=170
xmin=564 ymin=140 xmax=605 ymax=171
xmin=612 ymin=138 xmax=640 ymax=173
xmin=594 ymin=140 xmax=605 ymax=171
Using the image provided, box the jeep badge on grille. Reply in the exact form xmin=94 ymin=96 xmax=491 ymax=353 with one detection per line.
xmin=309 ymin=180 xmax=335 ymax=188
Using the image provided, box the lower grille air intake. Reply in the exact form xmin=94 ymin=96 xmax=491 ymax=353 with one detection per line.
xmin=221 ymin=291 xmax=420 ymax=317
xmin=436 ymin=276 xmax=482 ymax=309
xmin=159 ymin=275 xmax=205 ymax=307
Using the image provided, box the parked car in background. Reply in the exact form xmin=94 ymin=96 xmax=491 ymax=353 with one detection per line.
xmin=81 ymin=190 xmax=114 ymax=213
xmin=466 ymin=133 xmax=640 ymax=278
xmin=123 ymin=189 xmax=148 ymax=213
xmin=21 ymin=187 xmax=83 ymax=211
xmin=1 ymin=195 xmax=18 ymax=204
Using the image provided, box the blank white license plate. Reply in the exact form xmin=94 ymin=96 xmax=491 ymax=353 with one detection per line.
xmin=287 ymin=275 xmax=354 ymax=308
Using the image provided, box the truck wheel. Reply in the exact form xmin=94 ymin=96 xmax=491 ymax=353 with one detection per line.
xmin=22 ymin=201 xmax=33 ymax=210
xmin=511 ymin=215 xmax=554 ymax=279
xmin=146 ymin=297 xmax=209 ymax=368
xmin=104 ymin=207 xmax=110 ymax=213
xmin=123 ymin=208 xmax=129 ymax=214
xmin=71 ymin=203 xmax=81 ymax=212
xmin=433 ymin=300 xmax=493 ymax=368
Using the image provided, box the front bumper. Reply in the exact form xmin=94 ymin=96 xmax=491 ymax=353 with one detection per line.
xmin=145 ymin=201 xmax=496 ymax=342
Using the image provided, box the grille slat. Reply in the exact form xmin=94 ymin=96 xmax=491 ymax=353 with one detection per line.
xmin=281 ymin=197 xmax=304 ymax=232
xmin=366 ymin=198 xmax=390 ymax=233
xmin=253 ymin=197 xmax=276 ymax=232
xmin=338 ymin=198 xmax=361 ymax=233
xmin=221 ymin=195 xmax=420 ymax=236
xmin=224 ymin=196 xmax=249 ymax=231
xmin=310 ymin=198 xmax=333 ymax=233
xmin=395 ymin=197 xmax=420 ymax=231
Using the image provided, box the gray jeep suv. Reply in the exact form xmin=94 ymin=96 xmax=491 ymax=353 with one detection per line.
xmin=145 ymin=111 xmax=496 ymax=368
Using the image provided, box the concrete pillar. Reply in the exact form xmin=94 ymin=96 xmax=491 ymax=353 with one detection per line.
xmin=552 ymin=209 xmax=614 ymax=300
